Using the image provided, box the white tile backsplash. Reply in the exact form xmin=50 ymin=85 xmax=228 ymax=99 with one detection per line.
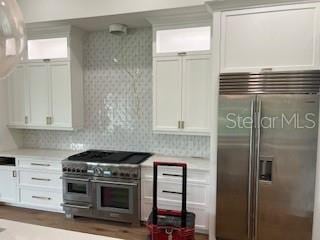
xmin=22 ymin=28 xmax=210 ymax=158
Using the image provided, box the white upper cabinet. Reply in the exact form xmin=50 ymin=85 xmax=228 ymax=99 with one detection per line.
xmin=154 ymin=26 xmax=211 ymax=57
xmin=27 ymin=37 xmax=68 ymax=60
xmin=182 ymin=55 xmax=211 ymax=133
xmin=220 ymin=3 xmax=320 ymax=73
xmin=153 ymin=57 xmax=182 ymax=132
xmin=8 ymin=65 xmax=27 ymax=126
xmin=153 ymin=55 xmax=211 ymax=135
xmin=155 ymin=26 xmax=211 ymax=56
xmin=27 ymin=63 xmax=50 ymax=126
xmin=151 ymin=20 xmax=212 ymax=135
xmin=8 ymin=26 xmax=84 ymax=130
xmin=49 ymin=62 xmax=72 ymax=128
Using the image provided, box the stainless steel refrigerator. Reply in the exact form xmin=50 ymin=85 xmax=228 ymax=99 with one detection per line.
xmin=216 ymin=71 xmax=320 ymax=240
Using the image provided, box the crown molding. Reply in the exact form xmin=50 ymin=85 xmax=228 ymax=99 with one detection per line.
xmin=206 ymin=0 xmax=319 ymax=12
xmin=145 ymin=9 xmax=212 ymax=27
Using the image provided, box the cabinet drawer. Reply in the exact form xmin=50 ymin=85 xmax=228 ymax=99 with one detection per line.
xmin=19 ymin=171 xmax=62 ymax=189
xmin=18 ymin=158 xmax=61 ymax=171
xmin=141 ymin=167 xmax=209 ymax=184
xmin=142 ymin=179 xmax=207 ymax=205
xmin=20 ymin=188 xmax=62 ymax=208
xmin=142 ymin=200 xmax=209 ymax=232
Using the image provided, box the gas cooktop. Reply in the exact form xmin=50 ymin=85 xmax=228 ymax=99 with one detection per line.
xmin=67 ymin=150 xmax=152 ymax=164
xmin=63 ymin=150 xmax=153 ymax=179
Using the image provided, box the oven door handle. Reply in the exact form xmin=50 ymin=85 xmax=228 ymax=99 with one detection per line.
xmin=91 ymin=180 xmax=138 ymax=186
xmin=60 ymin=176 xmax=90 ymax=182
xmin=61 ymin=203 xmax=92 ymax=209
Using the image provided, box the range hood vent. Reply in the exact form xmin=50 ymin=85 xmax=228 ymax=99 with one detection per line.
xmin=219 ymin=70 xmax=320 ymax=94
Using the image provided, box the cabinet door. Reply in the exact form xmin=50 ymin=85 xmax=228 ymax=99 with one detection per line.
xmin=153 ymin=57 xmax=182 ymax=132
xmin=0 ymin=169 xmax=17 ymax=203
xmin=8 ymin=65 xmax=28 ymax=126
xmin=154 ymin=26 xmax=211 ymax=57
xmin=49 ymin=62 xmax=72 ymax=128
xmin=182 ymin=55 xmax=211 ymax=134
xmin=26 ymin=63 xmax=50 ymax=126
xmin=221 ymin=3 xmax=320 ymax=73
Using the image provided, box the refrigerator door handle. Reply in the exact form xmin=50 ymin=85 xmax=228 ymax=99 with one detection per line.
xmin=247 ymin=99 xmax=255 ymax=237
xmin=254 ymin=99 xmax=262 ymax=240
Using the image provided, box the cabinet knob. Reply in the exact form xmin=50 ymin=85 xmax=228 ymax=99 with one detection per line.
xmin=261 ymin=68 xmax=273 ymax=72
xmin=12 ymin=170 xmax=17 ymax=178
xmin=43 ymin=59 xmax=51 ymax=63
xmin=24 ymin=116 xmax=28 ymax=124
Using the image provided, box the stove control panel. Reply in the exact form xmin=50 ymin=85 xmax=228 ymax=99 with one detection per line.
xmin=62 ymin=162 xmax=88 ymax=175
xmin=62 ymin=161 xmax=140 ymax=179
xmin=91 ymin=166 xmax=140 ymax=179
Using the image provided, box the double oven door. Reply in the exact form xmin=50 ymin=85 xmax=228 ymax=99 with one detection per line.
xmin=62 ymin=175 xmax=140 ymax=224
xmin=92 ymin=178 xmax=140 ymax=225
xmin=63 ymin=176 xmax=92 ymax=204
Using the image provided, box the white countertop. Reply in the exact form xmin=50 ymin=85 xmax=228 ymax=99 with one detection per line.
xmin=0 ymin=219 xmax=120 ymax=240
xmin=0 ymin=148 xmax=78 ymax=161
xmin=0 ymin=149 xmax=210 ymax=170
xmin=142 ymin=155 xmax=210 ymax=171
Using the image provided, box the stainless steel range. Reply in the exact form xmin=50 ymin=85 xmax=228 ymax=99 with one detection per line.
xmin=61 ymin=150 xmax=152 ymax=226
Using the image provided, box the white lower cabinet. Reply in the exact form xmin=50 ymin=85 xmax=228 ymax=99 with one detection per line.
xmin=17 ymin=158 xmax=63 ymax=212
xmin=0 ymin=167 xmax=17 ymax=203
xmin=20 ymin=188 xmax=63 ymax=209
xmin=4 ymin=158 xmax=64 ymax=212
xmin=19 ymin=171 xmax=62 ymax=190
xmin=141 ymin=166 xmax=210 ymax=233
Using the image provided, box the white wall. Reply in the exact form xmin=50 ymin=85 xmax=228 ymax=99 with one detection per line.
xmin=18 ymin=0 xmax=211 ymax=23
xmin=0 ymin=79 xmax=22 ymax=151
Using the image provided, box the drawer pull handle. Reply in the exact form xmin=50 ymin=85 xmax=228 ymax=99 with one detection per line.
xmin=31 ymin=163 xmax=50 ymax=167
xmin=32 ymin=177 xmax=51 ymax=182
xmin=162 ymin=173 xmax=183 ymax=177
xmin=177 ymin=52 xmax=187 ymax=56
xmin=32 ymin=196 xmax=51 ymax=200
xmin=162 ymin=190 xmax=182 ymax=195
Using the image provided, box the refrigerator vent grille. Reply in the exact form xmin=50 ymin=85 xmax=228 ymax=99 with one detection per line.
xmin=220 ymin=70 xmax=320 ymax=94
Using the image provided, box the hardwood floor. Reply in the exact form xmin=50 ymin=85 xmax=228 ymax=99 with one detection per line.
xmin=0 ymin=206 xmax=208 ymax=240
